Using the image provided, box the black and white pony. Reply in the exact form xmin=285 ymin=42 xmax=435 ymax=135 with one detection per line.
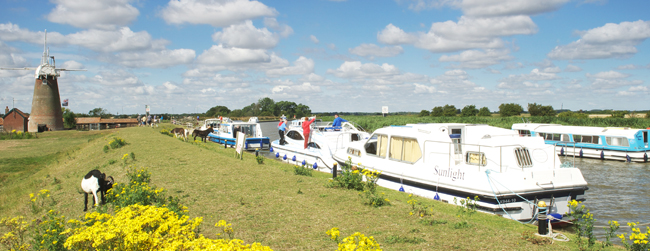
xmin=81 ymin=170 xmax=114 ymax=211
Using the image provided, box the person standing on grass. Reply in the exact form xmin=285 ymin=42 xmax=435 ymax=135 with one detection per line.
xmin=302 ymin=116 xmax=316 ymax=149
xmin=278 ymin=118 xmax=287 ymax=145
xmin=332 ymin=114 xmax=347 ymax=129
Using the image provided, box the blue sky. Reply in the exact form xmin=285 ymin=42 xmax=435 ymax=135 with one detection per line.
xmin=0 ymin=0 xmax=649 ymax=115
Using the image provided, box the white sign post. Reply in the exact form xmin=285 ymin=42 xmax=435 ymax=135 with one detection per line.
xmin=235 ymin=131 xmax=246 ymax=160
xmin=382 ymin=106 xmax=388 ymax=117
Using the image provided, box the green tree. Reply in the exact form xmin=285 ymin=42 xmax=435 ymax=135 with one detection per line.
xmin=62 ymin=107 xmax=76 ymax=129
xmin=419 ymin=110 xmax=430 ymax=117
xmin=242 ymin=103 xmax=260 ymax=116
xmin=477 ymin=107 xmax=491 ymax=117
xmin=611 ymin=110 xmax=628 ymax=118
xmin=258 ymin=97 xmax=275 ymax=113
xmin=431 ymin=106 xmax=443 ymax=117
xmin=528 ymin=103 xmax=556 ymax=116
xmin=230 ymin=109 xmax=244 ymax=117
xmin=205 ymin=106 xmax=230 ymax=117
xmin=294 ymin=103 xmax=311 ymax=118
xmin=274 ymin=101 xmax=297 ymax=117
xmin=442 ymin=105 xmax=457 ymax=117
xmin=645 ymin=110 xmax=650 ymax=119
xmin=498 ymin=103 xmax=523 ymax=117
xmin=89 ymin=108 xmax=110 ymax=118
xmin=460 ymin=105 xmax=478 ymax=117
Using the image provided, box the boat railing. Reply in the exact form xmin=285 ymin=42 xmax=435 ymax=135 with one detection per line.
xmin=422 ymin=140 xmax=559 ymax=173
xmin=552 ymin=142 xmax=577 ymax=167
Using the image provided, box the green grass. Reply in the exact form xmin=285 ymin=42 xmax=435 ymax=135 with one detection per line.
xmin=0 ymin=125 xmax=623 ymax=250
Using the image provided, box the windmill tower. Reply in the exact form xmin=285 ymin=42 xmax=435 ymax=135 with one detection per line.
xmin=1 ymin=30 xmax=84 ymax=132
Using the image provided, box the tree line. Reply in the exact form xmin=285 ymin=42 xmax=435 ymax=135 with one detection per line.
xmin=422 ymin=103 xmax=648 ymax=118
xmin=205 ymin=97 xmax=311 ymax=119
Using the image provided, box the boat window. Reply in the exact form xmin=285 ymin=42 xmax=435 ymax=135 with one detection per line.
xmin=389 ymin=136 xmax=421 ymax=163
xmin=561 ymin=134 xmax=571 ymax=142
xmin=606 ymin=137 xmax=629 ymax=147
xmin=308 ymin=142 xmax=321 ymax=149
xmin=518 ymin=130 xmax=531 ymax=136
xmin=552 ymin=134 xmax=561 ymax=141
xmin=365 ymin=134 xmax=387 ymax=157
xmin=287 ymin=131 xmax=303 ymax=140
xmin=351 ymin=133 xmax=360 ymax=142
xmin=644 ymin=131 xmax=648 ymax=145
xmin=573 ymin=135 xmax=600 ymax=144
xmin=466 ymin=152 xmax=487 ymax=166
xmin=514 ymin=148 xmax=533 ymax=168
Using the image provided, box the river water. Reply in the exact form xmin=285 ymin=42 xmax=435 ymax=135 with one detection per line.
xmin=259 ymin=121 xmax=649 ymax=237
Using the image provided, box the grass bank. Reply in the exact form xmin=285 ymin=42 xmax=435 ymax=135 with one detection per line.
xmin=0 ymin=125 xmax=620 ymax=250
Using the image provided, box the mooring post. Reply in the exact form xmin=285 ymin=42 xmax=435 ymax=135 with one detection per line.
xmin=537 ymin=201 xmax=548 ymax=235
xmin=333 ymin=163 xmax=338 ymax=179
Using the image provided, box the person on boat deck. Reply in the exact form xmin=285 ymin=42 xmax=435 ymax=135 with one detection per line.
xmin=332 ymin=114 xmax=347 ymax=129
xmin=278 ymin=118 xmax=287 ymax=145
xmin=302 ymin=116 xmax=316 ymax=149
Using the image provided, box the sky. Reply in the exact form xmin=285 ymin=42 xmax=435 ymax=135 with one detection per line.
xmin=0 ymin=0 xmax=649 ymax=115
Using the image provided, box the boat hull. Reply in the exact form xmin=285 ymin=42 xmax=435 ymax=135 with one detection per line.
xmin=554 ymin=145 xmax=649 ymax=162
xmin=207 ymin=133 xmax=270 ymax=150
xmin=271 ymin=140 xmax=337 ymax=173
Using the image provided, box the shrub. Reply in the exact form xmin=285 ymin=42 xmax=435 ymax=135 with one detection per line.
xmin=328 ymin=157 xmax=363 ymax=191
xmin=106 ymin=166 xmax=187 ymax=216
xmin=498 ymin=103 xmax=523 ymax=117
xmin=477 ymin=107 xmax=491 ymax=117
xmin=460 ymin=105 xmax=478 ymax=117
xmin=31 ymin=209 xmax=67 ymax=251
xmin=293 ymin=165 xmax=312 ymax=176
xmin=528 ymin=103 xmax=556 ymax=116
xmin=0 ymin=216 xmax=30 ymax=251
xmin=326 ymin=228 xmax=382 ymax=251
xmin=557 ymin=111 xmax=589 ymax=119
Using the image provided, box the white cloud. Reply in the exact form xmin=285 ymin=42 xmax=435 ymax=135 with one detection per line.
xmin=271 ymin=82 xmax=321 ymax=94
xmin=413 ymin=83 xmax=437 ymax=93
xmin=327 ymin=61 xmax=399 ymax=79
xmin=195 ymin=44 xmax=289 ymax=71
xmin=212 ymin=20 xmax=280 ymax=49
xmin=349 ymin=44 xmax=403 ymax=58
xmin=377 ymin=24 xmax=418 ymax=45
xmin=310 ymin=35 xmax=319 ymax=44
xmin=160 ymin=0 xmax=278 ymax=27
xmin=266 ymin=56 xmax=314 ymax=76
xmin=586 ymin=71 xmax=629 ymax=79
xmin=565 ymin=64 xmax=582 ymax=72
xmin=68 ymin=27 xmax=168 ymax=52
xmin=93 ymin=69 xmax=143 ymax=87
xmin=114 ymin=49 xmax=196 ymax=68
xmin=548 ymin=20 xmax=650 ymax=60
xmin=46 ymin=0 xmax=139 ymax=30
xmin=460 ymin=0 xmax=569 ymax=17
xmin=0 ymin=42 xmax=28 ymax=68
xmin=438 ymin=49 xmax=512 ymax=68
xmin=263 ymin=18 xmax=293 ymax=37
xmin=499 ymin=68 xmax=561 ymax=85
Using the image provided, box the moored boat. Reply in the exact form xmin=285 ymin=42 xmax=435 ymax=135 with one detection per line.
xmin=271 ymin=119 xmax=370 ymax=173
xmin=333 ymin=123 xmax=589 ymax=222
xmin=512 ymin=123 xmax=649 ymax=162
xmin=207 ymin=117 xmax=270 ymax=150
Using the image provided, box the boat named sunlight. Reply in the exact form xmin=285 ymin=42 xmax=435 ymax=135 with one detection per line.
xmin=333 ymin=123 xmax=589 ymax=222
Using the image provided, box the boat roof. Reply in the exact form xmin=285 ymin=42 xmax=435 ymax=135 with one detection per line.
xmin=512 ymin=123 xmax=645 ymax=137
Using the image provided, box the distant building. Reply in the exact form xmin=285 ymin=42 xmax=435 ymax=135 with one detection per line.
xmin=0 ymin=117 xmax=4 ymax=132
xmin=75 ymin=117 xmax=139 ymax=130
xmin=2 ymin=108 xmax=29 ymax=132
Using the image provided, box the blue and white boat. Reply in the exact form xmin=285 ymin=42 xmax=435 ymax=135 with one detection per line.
xmin=333 ymin=123 xmax=589 ymax=222
xmin=512 ymin=123 xmax=649 ymax=162
xmin=271 ymin=119 xmax=370 ymax=173
xmin=207 ymin=117 xmax=270 ymax=150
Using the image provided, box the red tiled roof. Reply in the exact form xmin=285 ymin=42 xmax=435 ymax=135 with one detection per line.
xmin=2 ymin=108 xmax=28 ymax=120
xmin=75 ymin=117 xmax=101 ymax=124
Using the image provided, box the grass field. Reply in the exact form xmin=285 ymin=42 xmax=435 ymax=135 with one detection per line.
xmin=0 ymin=125 xmax=623 ymax=250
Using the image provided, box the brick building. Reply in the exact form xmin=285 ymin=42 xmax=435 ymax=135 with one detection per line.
xmin=2 ymin=108 xmax=29 ymax=132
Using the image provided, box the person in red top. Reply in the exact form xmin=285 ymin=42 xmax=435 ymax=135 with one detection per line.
xmin=302 ymin=116 xmax=316 ymax=149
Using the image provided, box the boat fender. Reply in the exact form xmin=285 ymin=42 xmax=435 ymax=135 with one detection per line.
xmin=579 ymin=149 xmax=583 ymax=157
xmin=313 ymin=162 xmax=318 ymax=169
xmin=301 ymin=160 xmax=306 ymax=166
xmin=626 ymin=154 xmax=631 ymax=163
xmin=548 ymin=213 xmax=562 ymax=223
xmin=560 ymin=147 xmax=564 ymax=156
xmin=399 ymin=186 xmax=405 ymax=192
xmin=283 ymin=154 xmax=287 ymax=160
xmin=600 ymin=150 xmax=604 ymax=160
xmin=275 ymin=152 xmax=279 ymax=158
xmin=269 ymin=147 xmax=273 ymax=152
xmin=292 ymin=155 xmax=297 ymax=161
xmin=644 ymin=152 xmax=648 ymax=162
xmin=434 ymin=193 xmax=440 ymax=201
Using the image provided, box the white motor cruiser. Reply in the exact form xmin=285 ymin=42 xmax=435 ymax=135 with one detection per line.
xmin=333 ymin=123 xmax=589 ymax=222
xmin=271 ymin=119 xmax=370 ymax=173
